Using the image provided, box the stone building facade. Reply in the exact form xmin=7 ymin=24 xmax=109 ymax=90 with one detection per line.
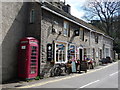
xmin=38 ymin=2 xmax=113 ymax=76
xmin=1 ymin=1 xmax=114 ymax=82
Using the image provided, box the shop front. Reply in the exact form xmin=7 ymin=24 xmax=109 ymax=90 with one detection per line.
xmin=48 ymin=40 xmax=88 ymax=74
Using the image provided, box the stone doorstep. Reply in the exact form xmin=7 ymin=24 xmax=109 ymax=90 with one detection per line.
xmin=1 ymin=62 xmax=116 ymax=89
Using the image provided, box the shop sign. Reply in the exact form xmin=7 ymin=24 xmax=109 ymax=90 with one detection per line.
xmin=47 ymin=43 xmax=53 ymax=61
xmin=71 ymin=61 xmax=76 ymax=72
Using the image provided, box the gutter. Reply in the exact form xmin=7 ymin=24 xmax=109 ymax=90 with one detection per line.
xmin=41 ymin=6 xmax=114 ymax=40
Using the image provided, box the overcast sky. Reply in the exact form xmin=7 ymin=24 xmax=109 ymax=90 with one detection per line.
xmin=60 ymin=0 xmax=87 ymax=21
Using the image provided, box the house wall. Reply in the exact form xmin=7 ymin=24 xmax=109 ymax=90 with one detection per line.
xmin=41 ymin=9 xmax=69 ymax=75
xmin=40 ymin=9 xmax=65 ymax=75
xmin=103 ymin=36 xmax=113 ymax=58
xmin=90 ymin=31 xmax=113 ymax=65
xmin=90 ymin=32 xmax=104 ymax=64
xmin=26 ymin=2 xmax=41 ymax=40
xmin=1 ymin=2 xmax=28 ymax=83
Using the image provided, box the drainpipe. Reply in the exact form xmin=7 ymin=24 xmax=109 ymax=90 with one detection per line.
xmin=89 ymin=31 xmax=91 ymax=46
xmin=89 ymin=31 xmax=91 ymax=58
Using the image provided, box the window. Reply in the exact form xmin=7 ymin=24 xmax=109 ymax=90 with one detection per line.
xmin=92 ymin=48 xmax=95 ymax=60
xmin=105 ymin=48 xmax=110 ymax=57
xmin=95 ymin=33 xmax=98 ymax=43
xmin=55 ymin=42 xmax=67 ymax=63
xmin=100 ymin=49 xmax=102 ymax=59
xmin=87 ymin=48 xmax=91 ymax=58
xmin=84 ymin=48 xmax=91 ymax=59
xmin=68 ymin=44 xmax=76 ymax=61
xmin=63 ymin=21 xmax=69 ymax=36
xmin=30 ymin=9 xmax=35 ymax=23
xmin=80 ymin=28 xmax=84 ymax=41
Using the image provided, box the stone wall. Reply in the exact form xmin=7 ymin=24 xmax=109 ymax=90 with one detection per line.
xmin=90 ymin=32 xmax=103 ymax=64
xmin=41 ymin=9 xmax=68 ymax=76
xmin=1 ymin=2 xmax=28 ymax=83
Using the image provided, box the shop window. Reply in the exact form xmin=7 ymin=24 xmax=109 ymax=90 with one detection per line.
xmin=55 ymin=42 xmax=67 ymax=63
xmin=68 ymin=44 xmax=76 ymax=61
xmin=30 ymin=9 xmax=35 ymax=23
xmin=80 ymin=28 xmax=84 ymax=41
xmin=63 ymin=21 xmax=69 ymax=36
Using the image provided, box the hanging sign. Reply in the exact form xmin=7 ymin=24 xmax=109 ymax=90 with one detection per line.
xmin=47 ymin=43 xmax=53 ymax=61
xmin=74 ymin=29 xmax=79 ymax=36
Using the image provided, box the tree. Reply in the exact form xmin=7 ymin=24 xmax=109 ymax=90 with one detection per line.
xmin=82 ymin=0 xmax=120 ymax=53
xmin=83 ymin=0 xmax=120 ymax=37
xmin=113 ymin=15 xmax=120 ymax=53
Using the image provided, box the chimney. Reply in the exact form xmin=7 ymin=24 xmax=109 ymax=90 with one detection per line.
xmin=62 ymin=4 xmax=71 ymax=14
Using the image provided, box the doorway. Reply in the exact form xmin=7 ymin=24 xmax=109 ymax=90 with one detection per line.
xmin=79 ymin=49 xmax=82 ymax=62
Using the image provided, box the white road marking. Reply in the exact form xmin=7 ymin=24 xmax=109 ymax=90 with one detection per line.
xmin=109 ymin=71 xmax=118 ymax=76
xmin=79 ymin=80 xmax=100 ymax=88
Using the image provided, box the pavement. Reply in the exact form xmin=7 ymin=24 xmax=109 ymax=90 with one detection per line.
xmin=1 ymin=60 xmax=119 ymax=89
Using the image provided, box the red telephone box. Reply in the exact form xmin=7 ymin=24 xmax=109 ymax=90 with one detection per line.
xmin=18 ymin=37 xmax=39 ymax=79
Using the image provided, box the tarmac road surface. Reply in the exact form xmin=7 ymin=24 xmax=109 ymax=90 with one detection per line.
xmin=16 ymin=61 xmax=119 ymax=89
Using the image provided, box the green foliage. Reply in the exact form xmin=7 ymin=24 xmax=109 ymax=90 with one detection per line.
xmin=35 ymin=76 xmax=41 ymax=80
xmin=113 ymin=41 xmax=120 ymax=53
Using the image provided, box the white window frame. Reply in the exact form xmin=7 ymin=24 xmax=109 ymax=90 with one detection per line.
xmin=54 ymin=41 xmax=68 ymax=64
xmin=30 ymin=9 xmax=35 ymax=23
xmin=63 ymin=21 xmax=69 ymax=36
xmin=105 ymin=48 xmax=110 ymax=57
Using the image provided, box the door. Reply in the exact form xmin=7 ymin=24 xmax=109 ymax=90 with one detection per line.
xmin=79 ymin=49 xmax=82 ymax=62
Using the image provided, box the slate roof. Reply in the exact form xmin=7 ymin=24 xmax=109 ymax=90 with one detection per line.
xmin=41 ymin=2 xmax=111 ymax=38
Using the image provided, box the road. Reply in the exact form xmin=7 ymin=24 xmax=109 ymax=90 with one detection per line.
xmin=18 ymin=61 xmax=119 ymax=89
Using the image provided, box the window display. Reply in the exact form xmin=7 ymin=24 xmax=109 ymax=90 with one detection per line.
xmin=68 ymin=44 xmax=76 ymax=61
xmin=55 ymin=42 xmax=67 ymax=63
